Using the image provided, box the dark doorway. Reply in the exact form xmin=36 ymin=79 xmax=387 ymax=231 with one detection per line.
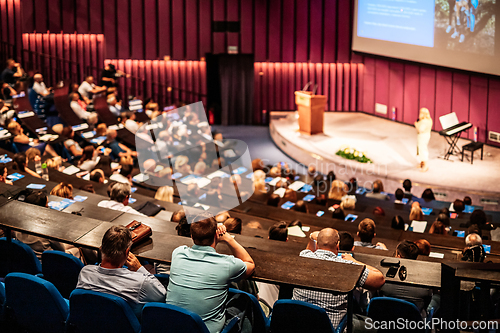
xmin=206 ymin=54 xmax=254 ymax=125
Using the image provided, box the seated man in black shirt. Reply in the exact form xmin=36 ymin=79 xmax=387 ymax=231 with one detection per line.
xmin=1 ymin=59 xmax=25 ymax=85
xmin=100 ymin=63 xmax=130 ymax=88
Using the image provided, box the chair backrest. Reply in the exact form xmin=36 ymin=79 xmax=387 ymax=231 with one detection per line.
xmin=228 ymin=288 xmax=270 ymax=333
xmin=0 ymin=281 xmax=5 ymax=319
xmin=67 ymin=289 xmax=141 ymax=333
xmin=270 ymin=299 xmax=335 ymax=333
xmin=42 ymin=251 xmax=84 ymax=299
xmin=367 ymin=297 xmax=424 ymax=332
xmin=0 ymin=238 xmax=42 ymax=277
xmin=142 ymin=303 xmax=210 ymax=333
xmin=4 ymin=272 xmax=69 ymax=333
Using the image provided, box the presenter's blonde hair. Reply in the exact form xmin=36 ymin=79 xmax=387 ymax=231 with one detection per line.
xmin=419 ymin=108 xmax=431 ymax=120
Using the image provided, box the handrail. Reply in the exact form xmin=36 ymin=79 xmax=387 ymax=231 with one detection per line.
xmin=21 ymin=49 xmax=81 ymax=87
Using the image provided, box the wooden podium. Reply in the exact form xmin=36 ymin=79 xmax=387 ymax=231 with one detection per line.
xmin=295 ymin=91 xmax=327 ymax=135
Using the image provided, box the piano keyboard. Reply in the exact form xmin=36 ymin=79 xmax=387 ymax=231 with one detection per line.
xmin=440 ymin=122 xmax=472 ymax=136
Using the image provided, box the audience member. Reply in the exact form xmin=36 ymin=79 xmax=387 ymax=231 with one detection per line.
xmin=1 ymin=59 xmax=25 ymax=84
xmin=463 ymin=196 xmax=472 ymax=206
xmin=340 ymin=195 xmax=356 ymax=211
xmin=215 ymin=211 xmax=230 ymax=224
xmin=171 ymin=209 xmax=186 ymax=223
xmin=13 ymin=152 xmax=40 ymax=178
xmin=155 ymin=186 xmax=174 ymax=203
xmin=166 ymin=213 xmax=255 ymax=333
xmin=429 ymin=214 xmax=450 ymax=235
xmin=96 ymin=123 xmax=108 ymax=137
xmin=409 ymin=202 xmax=425 ymax=222
xmin=8 ymin=120 xmax=58 ymax=156
xmin=380 ymin=240 xmax=433 ymax=314
xmin=366 ymin=179 xmax=389 ymax=200
xmin=372 ymin=206 xmax=385 ymax=217
xmin=394 ymin=189 xmax=405 ymax=204
xmin=100 ymin=63 xmax=129 ymax=88
xmin=452 ymin=199 xmax=465 ymax=213
xmin=0 ymin=164 xmax=13 ymax=185
xmin=69 ymin=92 xmax=95 ymax=121
xmin=121 ymin=111 xmax=142 ymax=134
xmin=461 ymin=233 xmax=485 ymax=262
xmin=354 ymin=218 xmax=387 ymax=250
xmin=331 ymin=207 xmax=345 ymax=220
xmin=269 ymin=222 xmax=288 ymax=242
xmin=62 ymin=126 xmax=83 ymax=157
xmin=421 ymin=188 xmax=435 ymax=202
xmin=439 ymin=207 xmax=450 ymax=217
xmin=76 ymin=225 xmax=166 ymax=318
xmin=293 ymin=200 xmax=308 ymax=213
xmin=78 ymin=76 xmax=106 ymax=103
xmin=224 ymin=217 xmax=242 ymax=234
xmin=266 ymin=193 xmax=280 ymax=207
xmin=402 ymin=179 xmax=413 ymax=199
xmin=78 ymin=146 xmax=100 ymax=171
xmin=105 ymin=129 xmax=137 ymax=160
xmin=50 ymin=182 xmax=74 ymax=199
xmin=107 ymin=94 xmax=122 ymax=116
xmin=246 ymin=221 xmax=263 ymax=229
xmin=90 ymin=169 xmax=106 ymax=183
xmin=414 ymin=239 xmax=431 ymax=256
xmin=110 ymin=164 xmax=133 ymax=185
xmin=328 ymin=180 xmax=348 ymax=200
xmin=175 ymin=214 xmax=191 ymax=238
xmin=339 ymin=232 xmax=355 ymax=251
xmin=45 ymin=156 xmax=64 ymax=172
xmin=391 ymin=215 xmax=405 ymax=230
xmin=32 ymin=73 xmax=52 ymax=98
xmin=292 ymin=228 xmax=385 ymax=329
xmin=97 ymin=182 xmax=144 ymax=216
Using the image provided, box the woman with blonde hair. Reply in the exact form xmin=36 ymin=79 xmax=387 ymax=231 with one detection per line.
xmin=252 ymin=179 xmax=267 ymax=194
xmin=328 ymin=180 xmax=348 ymax=200
xmin=155 ymin=186 xmax=174 ymax=203
xmin=50 ymin=182 xmax=74 ymax=199
xmin=414 ymin=107 xmax=433 ymax=172
xmin=409 ymin=202 xmax=425 ymax=222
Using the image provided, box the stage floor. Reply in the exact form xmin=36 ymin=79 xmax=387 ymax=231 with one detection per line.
xmin=270 ymin=111 xmax=500 ymax=199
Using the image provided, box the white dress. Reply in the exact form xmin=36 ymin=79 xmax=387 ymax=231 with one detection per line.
xmin=415 ymin=118 xmax=433 ymax=162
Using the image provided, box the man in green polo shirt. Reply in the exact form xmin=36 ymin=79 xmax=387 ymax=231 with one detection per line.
xmin=166 ymin=213 xmax=255 ymax=333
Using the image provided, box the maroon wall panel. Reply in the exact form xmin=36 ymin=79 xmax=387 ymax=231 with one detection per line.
xmin=253 ymin=0 xmax=267 ymax=61
xmin=102 ymin=0 xmax=116 ymax=58
xmin=343 ymin=64 xmax=350 ymax=111
xmin=268 ymin=0 xmax=282 ymax=62
xmin=402 ymin=64 xmax=419 ymax=125
xmin=295 ymin=0 xmax=309 ymax=62
xmin=434 ymin=70 xmax=453 ymax=130
xmin=1 ymin=0 xmax=9 ymax=43
xmin=212 ymin=0 xmax=226 ymax=55
xmin=418 ymin=67 xmax=436 ymax=122
xmin=226 ymin=0 xmax=239 ymax=51
xmin=116 ymin=0 xmax=130 ymax=59
xmin=322 ymin=0 xmax=336 ymax=63
xmin=34 ymin=0 xmax=48 ymax=32
xmin=130 ymin=0 xmax=144 ymax=59
xmin=337 ymin=0 xmax=351 ymax=63
xmin=309 ymin=0 xmax=323 ymax=63
xmin=158 ymin=0 xmax=172 ymax=58
xmin=60 ymin=0 xmax=74 ymax=32
xmin=89 ymin=0 xmax=102 ymax=34
xmin=21 ymin=0 xmax=34 ymax=33
xmin=47 ymin=0 xmax=61 ymax=32
xmin=76 ymin=0 xmax=88 ymax=33
xmin=374 ymin=59 xmax=389 ymax=117
xmin=451 ymin=73 xmax=471 ymax=138
xmin=281 ymin=0 xmax=295 ymax=62
xmin=171 ymin=0 xmax=186 ymax=59
xmin=469 ymin=77 xmax=488 ymax=142
xmin=388 ymin=62 xmax=404 ymax=122
xmin=487 ymin=80 xmax=500 ymax=146
xmin=336 ymin=64 xmax=343 ymax=111
xmin=239 ymin=0 xmax=253 ymax=55
xmin=144 ymin=0 xmax=158 ymax=60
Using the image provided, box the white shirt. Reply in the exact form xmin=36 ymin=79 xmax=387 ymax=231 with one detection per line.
xmin=71 ymin=100 xmax=92 ymax=120
xmin=78 ymin=156 xmax=99 ymax=171
xmin=78 ymin=81 xmax=95 ymax=100
xmin=109 ymin=104 xmax=122 ymax=116
xmin=32 ymin=81 xmax=49 ymax=95
xmin=125 ymin=119 xmax=139 ymax=133
xmin=77 ymin=265 xmax=166 ymax=318
xmin=97 ymin=200 xmax=145 ymax=216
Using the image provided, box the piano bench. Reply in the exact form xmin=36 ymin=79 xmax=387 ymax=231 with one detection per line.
xmin=462 ymin=142 xmax=484 ymax=164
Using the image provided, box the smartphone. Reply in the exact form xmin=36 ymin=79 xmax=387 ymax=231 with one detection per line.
xmin=316 ymin=211 xmax=324 ymax=217
xmin=483 ymin=244 xmax=491 ymax=253
xmin=386 ymin=266 xmax=399 ymax=278
xmin=345 ymin=214 xmax=358 ymax=222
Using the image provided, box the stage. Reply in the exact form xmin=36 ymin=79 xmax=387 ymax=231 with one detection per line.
xmin=270 ymin=111 xmax=500 ymax=200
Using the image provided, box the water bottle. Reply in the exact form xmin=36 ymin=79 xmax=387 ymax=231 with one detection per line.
xmin=35 ymin=159 xmax=42 ymax=175
xmin=41 ymin=163 xmax=49 ymax=181
xmin=391 ymin=107 xmax=396 ymax=121
xmin=474 ymin=127 xmax=478 ymax=142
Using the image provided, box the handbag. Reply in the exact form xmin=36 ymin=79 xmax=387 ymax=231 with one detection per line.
xmin=125 ymin=220 xmax=152 ymax=244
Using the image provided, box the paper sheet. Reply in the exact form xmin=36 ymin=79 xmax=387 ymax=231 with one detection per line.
xmin=287 ymin=225 xmax=306 ymax=238
xmin=289 ymin=181 xmax=305 ymax=191
xmin=62 ymin=165 xmax=80 ymax=175
xmin=273 ymin=188 xmax=286 ymax=198
xmin=410 ymin=220 xmax=428 ymax=233
xmin=429 ymin=252 xmax=444 ymax=259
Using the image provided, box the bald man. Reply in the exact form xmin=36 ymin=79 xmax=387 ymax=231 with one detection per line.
xmin=105 ymin=129 xmax=137 ymax=160
xmin=293 ymin=228 xmax=385 ymax=331
xmin=32 ymin=73 xmax=51 ymax=97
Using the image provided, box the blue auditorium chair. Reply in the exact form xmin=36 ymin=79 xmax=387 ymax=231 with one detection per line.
xmin=4 ymin=272 xmax=69 ymax=333
xmin=366 ymin=297 xmax=426 ymax=332
xmin=40 ymin=250 xmax=84 ymax=299
xmin=0 ymin=281 xmax=5 ymax=322
xmin=67 ymin=289 xmax=141 ymax=333
xmin=141 ymin=303 xmax=240 ymax=333
xmin=0 ymin=237 xmax=42 ymax=278
xmin=228 ymin=288 xmax=270 ymax=333
xmin=269 ymin=299 xmax=345 ymax=333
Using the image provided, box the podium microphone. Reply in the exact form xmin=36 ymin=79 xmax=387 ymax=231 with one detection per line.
xmin=302 ymin=82 xmax=312 ymax=91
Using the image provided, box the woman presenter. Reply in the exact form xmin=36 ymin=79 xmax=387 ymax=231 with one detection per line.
xmin=414 ymin=108 xmax=433 ymax=172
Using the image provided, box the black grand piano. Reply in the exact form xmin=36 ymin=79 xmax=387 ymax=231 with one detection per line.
xmin=439 ymin=121 xmax=472 ymax=160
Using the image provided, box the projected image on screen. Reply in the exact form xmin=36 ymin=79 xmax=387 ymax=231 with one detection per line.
xmin=353 ymin=0 xmax=500 ymax=76
xmin=435 ymin=0 xmax=495 ymax=55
